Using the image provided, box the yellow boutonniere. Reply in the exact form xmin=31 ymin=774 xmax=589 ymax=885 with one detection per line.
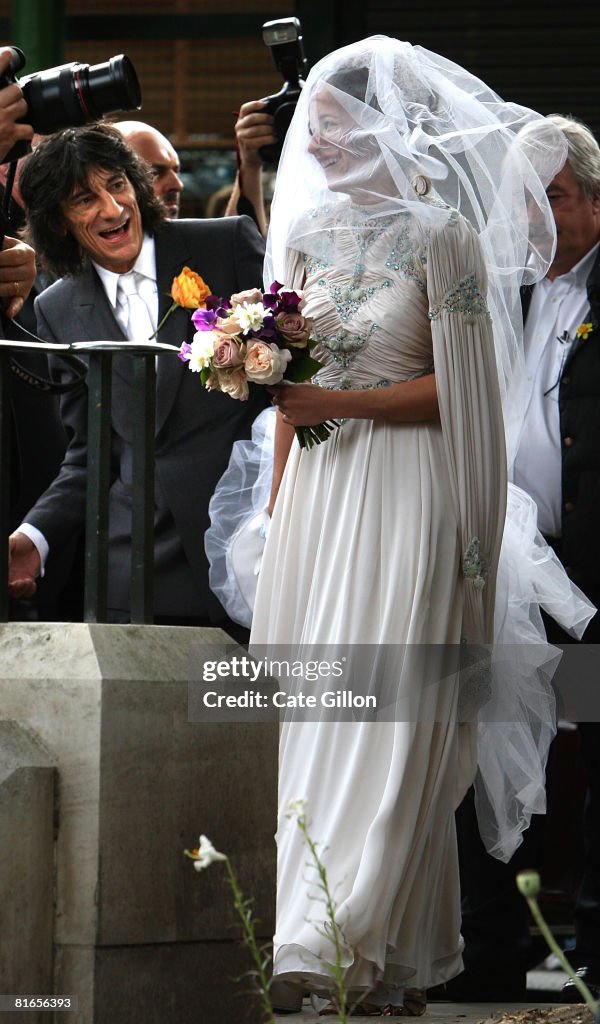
xmin=150 ymin=267 xmax=212 ymax=338
xmin=576 ymin=322 xmax=594 ymax=340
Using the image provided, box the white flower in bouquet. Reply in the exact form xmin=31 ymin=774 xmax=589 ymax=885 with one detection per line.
xmin=188 ymin=331 xmax=217 ymax=373
xmin=237 ymin=302 xmax=268 ymax=333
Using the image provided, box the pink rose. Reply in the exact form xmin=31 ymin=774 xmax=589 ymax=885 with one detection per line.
xmin=276 ymin=312 xmax=312 ymax=348
xmin=244 ymin=341 xmax=292 ymax=385
xmin=212 ymin=335 xmax=245 ymax=369
xmin=215 ymin=367 xmax=249 ymax=401
xmin=230 ymin=287 xmax=263 ymax=308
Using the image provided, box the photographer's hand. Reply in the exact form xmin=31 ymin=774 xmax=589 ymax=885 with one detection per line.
xmin=235 ymin=100 xmax=277 ymax=170
xmin=0 ymin=235 xmax=36 ymax=317
xmin=224 ymin=99 xmax=276 ymax=236
xmin=0 ymin=48 xmax=33 ymax=163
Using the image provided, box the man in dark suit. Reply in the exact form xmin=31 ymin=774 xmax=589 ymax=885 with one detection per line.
xmin=8 ymin=123 xmax=267 ymax=628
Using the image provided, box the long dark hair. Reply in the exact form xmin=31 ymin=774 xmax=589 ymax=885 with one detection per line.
xmin=19 ymin=122 xmax=165 ymax=277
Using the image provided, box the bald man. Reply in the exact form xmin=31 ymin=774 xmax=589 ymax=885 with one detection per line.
xmin=116 ymin=120 xmax=183 ymax=218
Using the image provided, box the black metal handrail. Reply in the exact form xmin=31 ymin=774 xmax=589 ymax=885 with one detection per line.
xmin=0 ymin=338 xmax=182 ymax=625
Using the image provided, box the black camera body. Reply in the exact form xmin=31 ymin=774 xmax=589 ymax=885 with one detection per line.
xmin=0 ymin=46 xmax=141 ymax=164
xmin=260 ymin=18 xmax=307 ymax=164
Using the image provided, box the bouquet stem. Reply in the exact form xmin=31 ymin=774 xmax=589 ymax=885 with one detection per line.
xmin=296 ymin=420 xmax=340 ymax=450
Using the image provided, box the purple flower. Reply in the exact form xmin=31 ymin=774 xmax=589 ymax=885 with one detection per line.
xmin=178 ymin=341 xmax=192 ymax=362
xmin=263 ymin=281 xmax=288 ymax=312
xmin=254 ymin=313 xmax=278 ymax=341
xmin=205 ymin=294 xmax=232 ymax=315
xmin=192 ymin=307 xmax=218 ymax=331
xmin=278 ymin=290 xmax=302 ymax=312
xmin=263 ymin=281 xmax=304 ymax=315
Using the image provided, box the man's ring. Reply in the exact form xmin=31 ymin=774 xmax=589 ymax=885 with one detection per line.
xmin=13 ymin=281 xmax=19 ymax=295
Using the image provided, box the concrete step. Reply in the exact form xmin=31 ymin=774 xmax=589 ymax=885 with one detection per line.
xmin=275 ymin=999 xmax=563 ymax=1023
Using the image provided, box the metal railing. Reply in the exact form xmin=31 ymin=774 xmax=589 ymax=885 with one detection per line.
xmin=0 ymin=338 xmax=181 ymax=624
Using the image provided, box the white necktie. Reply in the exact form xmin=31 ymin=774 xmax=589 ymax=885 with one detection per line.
xmin=117 ymin=271 xmax=157 ymax=340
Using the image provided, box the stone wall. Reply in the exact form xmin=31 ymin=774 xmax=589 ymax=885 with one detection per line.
xmin=0 ymin=623 xmax=278 ymax=1024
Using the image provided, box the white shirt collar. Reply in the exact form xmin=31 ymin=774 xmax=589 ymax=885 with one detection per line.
xmin=93 ymin=234 xmax=157 ymax=311
xmin=549 ymin=240 xmax=600 ymax=290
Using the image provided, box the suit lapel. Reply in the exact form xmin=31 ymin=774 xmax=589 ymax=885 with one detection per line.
xmin=563 ymin=247 xmax=600 ymax=371
xmin=153 ymin=223 xmax=196 ymax=434
xmin=72 ymin=267 xmax=137 ymax=389
xmin=75 ymin=266 xmax=127 ymax=342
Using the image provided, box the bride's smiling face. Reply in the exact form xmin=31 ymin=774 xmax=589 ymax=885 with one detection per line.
xmin=307 ymin=90 xmax=365 ymax=192
xmin=306 ymin=86 xmax=395 ymax=202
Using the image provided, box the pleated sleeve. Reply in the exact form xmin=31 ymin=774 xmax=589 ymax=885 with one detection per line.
xmin=427 ymin=213 xmax=507 ymax=644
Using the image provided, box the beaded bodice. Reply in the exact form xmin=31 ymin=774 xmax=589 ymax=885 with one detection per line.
xmin=295 ymin=205 xmax=488 ymax=390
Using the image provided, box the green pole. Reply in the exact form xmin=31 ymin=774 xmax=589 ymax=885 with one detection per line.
xmin=11 ymin=0 xmax=65 ymax=74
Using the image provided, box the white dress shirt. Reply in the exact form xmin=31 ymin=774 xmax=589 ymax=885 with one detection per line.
xmin=94 ymin=233 xmax=158 ymax=338
xmin=511 ymin=243 xmax=599 ymax=537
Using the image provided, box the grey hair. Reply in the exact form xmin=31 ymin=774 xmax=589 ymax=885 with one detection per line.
xmin=546 ymin=113 xmax=600 ymax=199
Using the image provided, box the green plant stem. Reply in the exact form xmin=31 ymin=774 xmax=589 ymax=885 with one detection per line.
xmin=149 ymin=300 xmax=178 ymax=339
xmin=297 ymin=817 xmax=348 ymax=1024
xmin=526 ymin=895 xmax=598 ymax=1013
xmin=224 ymin=856 xmax=275 ymax=1024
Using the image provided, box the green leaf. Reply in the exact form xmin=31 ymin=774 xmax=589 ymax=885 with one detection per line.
xmin=285 ymin=355 xmax=324 ymax=383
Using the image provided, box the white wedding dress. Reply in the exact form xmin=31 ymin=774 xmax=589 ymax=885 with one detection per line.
xmin=249 ymin=203 xmax=507 ymax=995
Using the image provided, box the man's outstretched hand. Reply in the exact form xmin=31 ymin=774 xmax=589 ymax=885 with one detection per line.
xmin=8 ymin=531 xmax=40 ymax=598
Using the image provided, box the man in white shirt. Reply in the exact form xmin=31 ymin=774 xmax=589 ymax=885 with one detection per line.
xmin=449 ymin=114 xmax=600 ymax=1004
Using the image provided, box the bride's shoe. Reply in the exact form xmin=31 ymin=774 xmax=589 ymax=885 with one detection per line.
xmin=310 ymin=992 xmax=384 ymax=1016
xmin=382 ymin=988 xmax=427 ymax=1016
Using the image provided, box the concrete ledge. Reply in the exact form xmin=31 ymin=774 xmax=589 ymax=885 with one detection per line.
xmin=0 ymin=623 xmax=277 ymax=1024
xmin=0 ymin=720 xmax=56 ymax=1008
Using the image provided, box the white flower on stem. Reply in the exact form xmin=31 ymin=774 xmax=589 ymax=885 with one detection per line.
xmin=190 ymin=834 xmax=228 ymax=871
xmin=285 ymin=797 xmax=308 ymax=820
xmin=237 ymin=302 xmax=268 ymax=333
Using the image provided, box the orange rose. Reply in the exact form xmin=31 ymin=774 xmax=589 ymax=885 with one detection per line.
xmin=171 ymin=267 xmax=211 ymax=309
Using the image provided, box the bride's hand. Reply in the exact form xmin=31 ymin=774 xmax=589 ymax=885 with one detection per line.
xmin=267 ymin=383 xmax=337 ymax=426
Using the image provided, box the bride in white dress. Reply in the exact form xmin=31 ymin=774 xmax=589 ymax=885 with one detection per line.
xmin=244 ymin=37 xmax=590 ymax=1014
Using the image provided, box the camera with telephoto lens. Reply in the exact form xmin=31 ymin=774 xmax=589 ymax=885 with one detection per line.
xmin=259 ymin=17 xmax=307 ymax=164
xmin=0 ymin=46 xmax=142 ymax=164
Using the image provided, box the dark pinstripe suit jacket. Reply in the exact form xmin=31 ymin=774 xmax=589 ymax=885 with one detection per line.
xmin=25 ymin=215 xmax=268 ymax=618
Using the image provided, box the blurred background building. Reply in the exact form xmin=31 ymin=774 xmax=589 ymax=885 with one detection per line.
xmin=2 ymin=0 xmax=598 ymax=216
